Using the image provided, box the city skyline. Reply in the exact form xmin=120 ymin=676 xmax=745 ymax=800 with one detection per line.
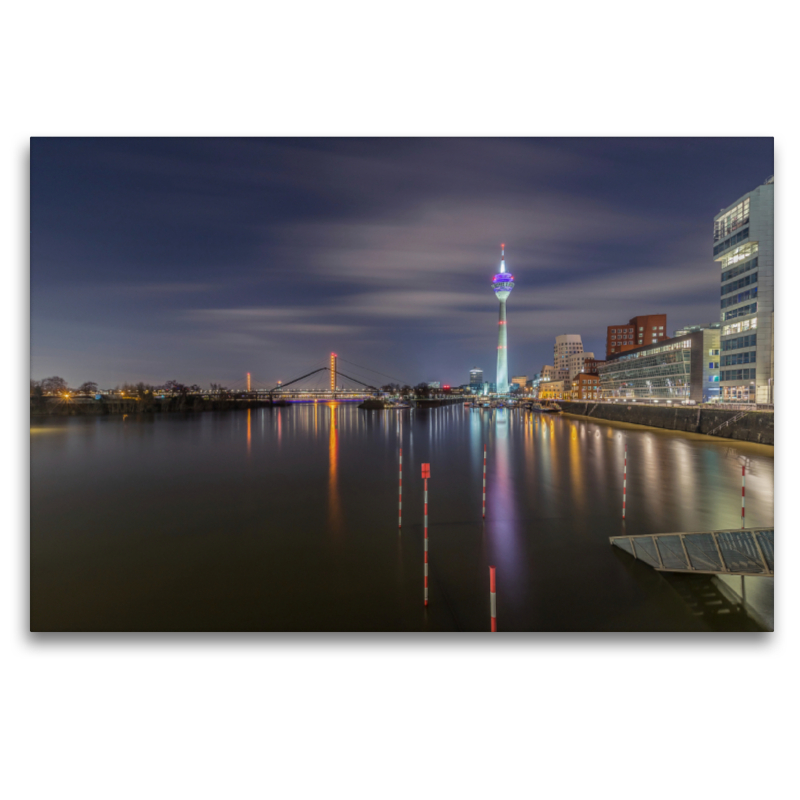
xmin=31 ymin=138 xmax=773 ymax=387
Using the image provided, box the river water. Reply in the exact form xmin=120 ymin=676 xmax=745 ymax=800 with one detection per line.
xmin=30 ymin=404 xmax=774 ymax=632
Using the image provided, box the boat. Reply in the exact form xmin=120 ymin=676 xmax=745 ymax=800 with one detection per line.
xmin=540 ymin=403 xmax=562 ymax=413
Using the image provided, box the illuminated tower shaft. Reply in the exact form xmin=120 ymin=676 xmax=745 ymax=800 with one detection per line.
xmin=330 ymin=353 xmax=337 ymax=392
xmin=496 ymin=299 xmax=509 ymax=393
xmin=491 ymin=244 xmax=515 ymax=394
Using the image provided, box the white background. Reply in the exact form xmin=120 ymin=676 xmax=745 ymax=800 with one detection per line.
xmin=3 ymin=2 xmax=796 ymax=798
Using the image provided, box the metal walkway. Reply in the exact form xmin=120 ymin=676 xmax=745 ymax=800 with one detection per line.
xmin=610 ymin=528 xmax=773 ymax=577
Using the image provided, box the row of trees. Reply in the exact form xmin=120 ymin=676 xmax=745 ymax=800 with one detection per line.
xmin=31 ymin=377 xmax=97 ymax=397
xmin=31 ymin=377 xmax=205 ymax=398
xmin=32 ymin=378 xmax=450 ymax=400
xmin=378 ymin=383 xmax=451 ymax=399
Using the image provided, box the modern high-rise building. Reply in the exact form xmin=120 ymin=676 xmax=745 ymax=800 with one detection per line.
xmin=554 ymin=335 xmax=583 ymax=380
xmin=491 ymin=244 xmax=515 ymax=394
xmin=599 ymin=329 xmax=720 ymax=402
xmin=673 ymin=322 xmax=720 ymax=338
xmin=568 ymin=351 xmax=595 ymax=380
xmin=715 ymin=176 xmax=774 ymax=403
xmin=469 ymin=368 xmax=483 ymax=388
xmin=606 ymin=314 xmax=667 ymax=357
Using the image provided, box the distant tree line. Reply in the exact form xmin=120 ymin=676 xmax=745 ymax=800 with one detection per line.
xmin=31 ymin=377 xmax=98 ymax=397
xmin=378 ymin=383 xmax=436 ymax=398
xmin=32 ymin=378 xmax=441 ymax=402
xmin=30 ymin=377 xmax=209 ymax=398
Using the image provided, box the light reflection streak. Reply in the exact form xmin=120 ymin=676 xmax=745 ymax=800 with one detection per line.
xmin=640 ymin=434 xmax=664 ymax=522
xmin=489 ymin=410 xmax=522 ymax=580
xmin=247 ymin=408 xmax=251 ymax=453
xmin=673 ymin=439 xmax=696 ymax=529
xmin=328 ymin=403 xmax=342 ymax=536
xmin=568 ymin=421 xmax=584 ymax=507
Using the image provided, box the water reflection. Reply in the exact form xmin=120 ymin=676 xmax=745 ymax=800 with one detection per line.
xmin=488 ymin=410 xmax=522 ymax=581
xmin=30 ymin=406 xmax=774 ymax=631
xmin=568 ymin=421 xmax=585 ymax=510
xmin=328 ymin=403 xmax=342 ymax=536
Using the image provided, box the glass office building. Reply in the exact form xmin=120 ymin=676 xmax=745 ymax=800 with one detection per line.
xmin=469 ymin=368 xmax=484 ymax=391
xmin=599 ymin=329 xmax=720 ymax=402
xmin=715 ymin=176 xmax=774 ymax=403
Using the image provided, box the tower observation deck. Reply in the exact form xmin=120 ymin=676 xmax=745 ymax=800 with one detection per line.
xmin=491 ymin=243 xmax=515 ymax=394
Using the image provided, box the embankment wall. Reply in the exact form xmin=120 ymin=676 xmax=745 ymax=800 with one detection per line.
xmin=559 ymin=402 xmax=773 ymax=446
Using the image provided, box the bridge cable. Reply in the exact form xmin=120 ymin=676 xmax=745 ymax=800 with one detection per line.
xmin=335 ymin=357 xmax=406 ymax=386
xmin=267 ymin=367 xmax=329 ymax=393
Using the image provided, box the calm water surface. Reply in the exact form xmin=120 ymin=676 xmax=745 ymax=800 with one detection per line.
xmin=30 ymin=404 xmax=774 ymax=631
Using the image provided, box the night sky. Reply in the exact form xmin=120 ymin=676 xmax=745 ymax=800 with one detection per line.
xmin=30 ymin=137 xmax=773 ymax=389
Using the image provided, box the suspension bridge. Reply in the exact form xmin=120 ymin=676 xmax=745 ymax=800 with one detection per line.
xmin=220 ymin=353 xmax=408 ymax=402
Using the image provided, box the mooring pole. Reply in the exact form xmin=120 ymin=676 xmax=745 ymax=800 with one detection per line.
xmin=489 ymin=566 xmax=497 ymax=632
xmin=741 ymin=464 xmax=746 ymax=529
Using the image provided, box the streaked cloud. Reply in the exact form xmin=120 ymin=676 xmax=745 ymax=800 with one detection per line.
xmin=30 ymin=137 xmax=773 ymax=385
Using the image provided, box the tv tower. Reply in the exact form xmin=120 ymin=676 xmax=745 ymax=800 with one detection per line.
xmin=491 ymin=243 xmax=515 ymax=394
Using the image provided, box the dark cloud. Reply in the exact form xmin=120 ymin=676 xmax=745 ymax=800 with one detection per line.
xmin=31 ymin=137 xmax=773 ymax=387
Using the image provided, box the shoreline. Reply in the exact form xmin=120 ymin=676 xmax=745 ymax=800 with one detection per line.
xmin=558 ymin=401 xmax=773 ymax=446
xmin=30 ymin=397 xmax=288 ymax=417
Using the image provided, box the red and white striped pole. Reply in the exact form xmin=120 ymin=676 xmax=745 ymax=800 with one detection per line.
xmin=482 ymin=443 xmax=487 ymax=519
xmin=398 ymin=447 xmax=403 ymax=530
xmin=422 ymin=463 xmax=430 ymax=606
xmin=489 ymin=565 xmax=497 ymax=632
xmin=622 ymin=442 xmax=627 ymax=520
xmin=741 ymin=464 xmax=746 ymax=529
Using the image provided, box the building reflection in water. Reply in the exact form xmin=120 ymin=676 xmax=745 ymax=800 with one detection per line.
xmin=532 ymin=414 xmax=553 ymax=518
xmin=489 ymin=410 xmax=522 ymax=582
xmin=523 ymin=410 xmax=534 ymax=487
xmin=328 ymin=403 xmax=343 ymax=536
xmin=567 ymin=421 xmax=585 ymax=512
xmin=588 ymin=426 xmax=609 ymax=511
xmin=639 ymin=433 xmax=665 ymax=524
xmin=672 ymin=438 xmax=697 ymax=530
